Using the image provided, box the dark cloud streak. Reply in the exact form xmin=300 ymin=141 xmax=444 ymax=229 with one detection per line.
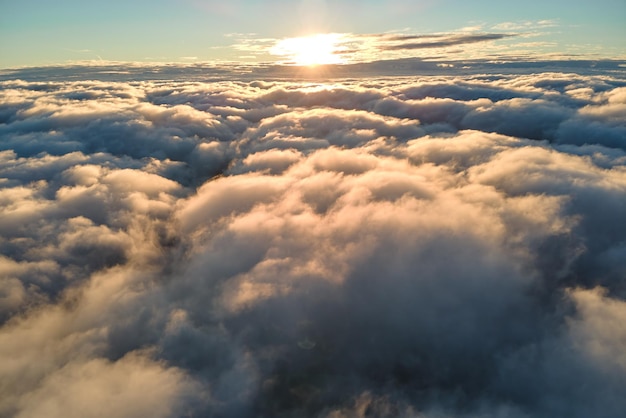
xmin=381 ymin=33 xmax=516 ymax=51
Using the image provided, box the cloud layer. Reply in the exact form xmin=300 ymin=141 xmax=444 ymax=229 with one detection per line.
xmin=1 ymin=65 xmax=626 ymax=417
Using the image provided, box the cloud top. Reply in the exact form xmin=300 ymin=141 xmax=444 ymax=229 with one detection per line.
xmin=1 ymin=65 xmax=625 ymax=417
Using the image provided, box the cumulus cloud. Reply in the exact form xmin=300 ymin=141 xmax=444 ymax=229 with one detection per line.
xmin=0 ymin=62 xmax=625 ymax=417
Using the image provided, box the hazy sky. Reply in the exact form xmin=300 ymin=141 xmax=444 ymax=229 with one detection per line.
xmin=1 ymin=0 xmax=625 ymax=67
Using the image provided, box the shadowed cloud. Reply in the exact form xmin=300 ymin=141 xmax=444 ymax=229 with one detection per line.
xmin=381 ymin=33 xmax=516 ymax=50
xmin=0 ymin=62 xmax=625 ymax=417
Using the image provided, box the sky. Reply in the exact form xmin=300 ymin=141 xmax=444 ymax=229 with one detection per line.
xmin=1 ymin=1 xmax=626 ymax=417
xmin=1 ymin=0 xmax=625 ymax=67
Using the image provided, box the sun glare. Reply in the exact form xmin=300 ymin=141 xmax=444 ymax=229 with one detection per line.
xmin=270 ymin=34 xmax=346 ymax=66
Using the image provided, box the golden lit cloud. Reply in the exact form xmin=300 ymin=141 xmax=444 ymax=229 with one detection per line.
xmin=1 ymin=66 xmax=626 ymax=418
xmin=235 ymin=27 xmax=564 ymax=66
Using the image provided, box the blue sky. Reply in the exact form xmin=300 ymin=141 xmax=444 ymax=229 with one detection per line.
xmin=1 ymin=0 xmax=625 ymax=67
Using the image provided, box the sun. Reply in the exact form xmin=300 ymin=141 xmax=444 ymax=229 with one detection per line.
xmin=270 ymin=33 xmax=346 ymax=66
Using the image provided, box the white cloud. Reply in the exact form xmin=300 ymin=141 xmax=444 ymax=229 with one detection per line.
xmin=492 ymin=19 xmax=558 ymax=31
xmin=0 ymin=64 xmax=625 ymax=417
xmin=11 ymin=352 xmax=201 ymax=418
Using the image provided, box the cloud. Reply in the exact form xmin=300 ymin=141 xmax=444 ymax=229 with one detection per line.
xmin=381 ymin=33 xmax=516 ymax=51
xmin=9 ymin=352 xmax=201 ymax=418
xmin=0 ymin=63 xmax=625 ymax=417
xmin=231 ymin=29 xmax=552 ymax=65
xmin=492 ymin=19 xmax=558 ymax=31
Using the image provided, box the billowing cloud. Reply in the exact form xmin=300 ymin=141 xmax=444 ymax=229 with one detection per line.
xmin=0 ymin=62 xmax=625 ymax=417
